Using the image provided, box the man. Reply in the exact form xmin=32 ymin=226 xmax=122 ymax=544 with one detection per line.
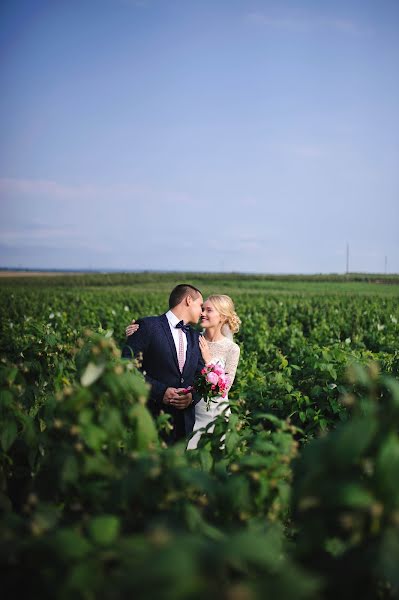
xmin=122 ymin=284 xmax=205 ymax=444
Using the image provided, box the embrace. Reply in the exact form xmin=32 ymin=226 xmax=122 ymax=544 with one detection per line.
xmin=122 ymin=284 xmax=241 ymax=449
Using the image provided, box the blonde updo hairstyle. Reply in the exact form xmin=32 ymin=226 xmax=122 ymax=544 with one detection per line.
xmin=207 ymin=294 xmax=241 ymax=335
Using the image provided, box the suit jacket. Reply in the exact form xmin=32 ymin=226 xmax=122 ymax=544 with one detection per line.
xmin=122 ymin=313 xmax=204 ymax=437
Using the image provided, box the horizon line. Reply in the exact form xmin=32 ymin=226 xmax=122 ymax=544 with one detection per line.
xmin=0 ymin=267 xmax=398 ymax=277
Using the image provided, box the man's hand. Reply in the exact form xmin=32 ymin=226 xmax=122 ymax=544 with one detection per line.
xmin=169 ymin=390 xmax=193 ymax=410
xmin=163 ymin=387 xmax=179 ymax=405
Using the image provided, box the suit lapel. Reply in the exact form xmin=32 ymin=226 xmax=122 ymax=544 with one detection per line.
xmin=183 ymin=329 xmax=198 ymax=377
xmin=182 ymin=330 xmax=192 ymax=376
xmin=160 ymin=314 xmax=180 ymax=372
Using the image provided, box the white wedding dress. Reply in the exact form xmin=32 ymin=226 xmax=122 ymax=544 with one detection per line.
xmin=187 ymin=336 xmax=240 ymax=450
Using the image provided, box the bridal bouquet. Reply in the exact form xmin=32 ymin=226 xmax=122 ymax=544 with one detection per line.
xmin=193 ymin=362 xmax=229 ymax=411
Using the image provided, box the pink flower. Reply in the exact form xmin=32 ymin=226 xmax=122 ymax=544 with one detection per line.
xmin=218 ymin=374 xmax=227 ymax=385
xmin=206 ymin=372 xmax=219 ymax=385
xmin=213 ymin=364 xmax=224 ymax=376
xmin=201 ymin=368 xmax=207 ymax=375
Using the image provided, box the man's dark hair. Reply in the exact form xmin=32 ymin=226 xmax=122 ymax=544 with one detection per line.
xmin=169 ymin=284 xmax=202 ymax=309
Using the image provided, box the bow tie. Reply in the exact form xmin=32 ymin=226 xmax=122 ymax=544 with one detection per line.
xmin=176 ymin=320 xmax=190 ymax=333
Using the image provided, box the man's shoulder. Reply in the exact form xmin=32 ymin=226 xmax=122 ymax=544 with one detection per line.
xmin=136 ymin=314 xmax=168 ymax=334
xmin=138 ymin=314 xmax=165 ymax=325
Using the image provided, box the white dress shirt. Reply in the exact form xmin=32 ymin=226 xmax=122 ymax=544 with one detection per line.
xmin=165 ymin=310 xmax=187 ymax=366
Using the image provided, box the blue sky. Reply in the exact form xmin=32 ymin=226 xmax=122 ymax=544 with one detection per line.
xmin=1 ymin=0 xmax=398 ymax=273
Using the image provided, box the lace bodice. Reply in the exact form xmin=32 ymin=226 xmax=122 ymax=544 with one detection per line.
xmin=206 ymin=336 xmax=240 ymax=392
xmin=187 ymin=336 xmax=240 ymax=449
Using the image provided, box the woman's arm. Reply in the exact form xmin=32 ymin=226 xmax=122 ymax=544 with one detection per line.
xmin=126 ymin=319 xmax=139 ymax=337
xmin=225 ymin=344 xmax=240 ymax=390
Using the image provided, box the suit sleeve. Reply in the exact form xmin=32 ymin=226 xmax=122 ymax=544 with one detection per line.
xmin=121 ymin=319 xmax=168 ymax=404
xmin=121 ymin=317 xmax=149 ymax=358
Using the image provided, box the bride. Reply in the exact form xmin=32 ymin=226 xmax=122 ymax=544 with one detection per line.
xmin=125 ymin=294 xmax=241 ymax=450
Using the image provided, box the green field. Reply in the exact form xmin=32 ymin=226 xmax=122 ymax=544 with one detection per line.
xmin=1 ymin=272 xmax=399 ymax=599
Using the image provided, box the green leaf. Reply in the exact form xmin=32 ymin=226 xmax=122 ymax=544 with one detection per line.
xmin=101 ymin=408 xmax=123 ymax=437
xmin=379 ymin=528 xmax=399 ymax=587
xmin=336 ymin=483 xmax=374 ymax=508
xmin=87 ymin=515 xmax=120 ymax=546
xmin=199 ymin=447 xmax=213 ymax=472
xmin=46 ymin=334 xmax=58 ymax=346
xmin=331 ymin=417 xmax=377 ymax=466
xmin=376 ymin=433 xmax=399 ymax=502
xmin=1 ymin=421 xmax=17 ymax=451
xmin=7 ymin=368 xmax=18 ymax=385
xmin=53 ymin=530 xmax=92 ymax=560
xmin=226 ymin=476 xmax=251 ymax=512
xmin=381 ymin=376 xmax=399 ymax=411
xmin=62 ymin=455 xmax=79 ymax=485
xmin=0 ymin=390 xmax=13 ymax=407
xmin=66 ymin=561 xmax=101 ymax=595
xmin=84 ymin=424 xmax=107 ymax=451
xmin=225 ymin=527 xmax=283 ymax=569
xmin=130 ymin=403 xmax=158 ymax=450
xmin=280 ymin=356 xmax=288 ymax=369
xmin=225 ymin=429 xmax=240 ymax=454
xmin=79 ymin=408 xmax=93 ymax=426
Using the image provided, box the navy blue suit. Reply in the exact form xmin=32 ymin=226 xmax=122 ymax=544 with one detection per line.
xmin=122 ymin=314 xmax=204 ymax=442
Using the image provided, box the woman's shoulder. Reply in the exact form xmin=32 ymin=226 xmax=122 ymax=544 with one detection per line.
xmin=224 ymin=338 xmax=240 ymax=353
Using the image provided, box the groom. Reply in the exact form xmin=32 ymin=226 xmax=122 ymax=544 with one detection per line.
xmin=122 ymin=284 xmax=205 ymax=444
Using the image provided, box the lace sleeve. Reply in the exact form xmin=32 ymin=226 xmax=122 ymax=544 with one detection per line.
xmin=225 ymin=343 xmax=240 ymax=391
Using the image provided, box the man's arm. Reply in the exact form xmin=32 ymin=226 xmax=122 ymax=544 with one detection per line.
xmin=122 ymin=317 xmax=149 ymax=359
xmin=122 ymin=319 xmax=168 ymax=404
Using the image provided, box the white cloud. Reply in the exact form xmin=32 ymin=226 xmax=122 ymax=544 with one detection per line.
xmin=0 ymin=176 xmax=200 ymax=258
xmin=246 ymin=12 xmax=370 ymax=36
xmin=0 ymin=178 xmax=145 ymax=202
xmin=280 ymin=143 xmax=325 ymax=159
xmin=0 ymin=224 xmax=111 ymax=253
xmin=0 ymin=177 xmax=196 ymax=206
xmin=1 ymin=226 xmax=76 ymax=243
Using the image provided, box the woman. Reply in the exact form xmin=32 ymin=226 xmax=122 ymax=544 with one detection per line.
xmin=125 ymin=294 xmax=241 ymax=449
